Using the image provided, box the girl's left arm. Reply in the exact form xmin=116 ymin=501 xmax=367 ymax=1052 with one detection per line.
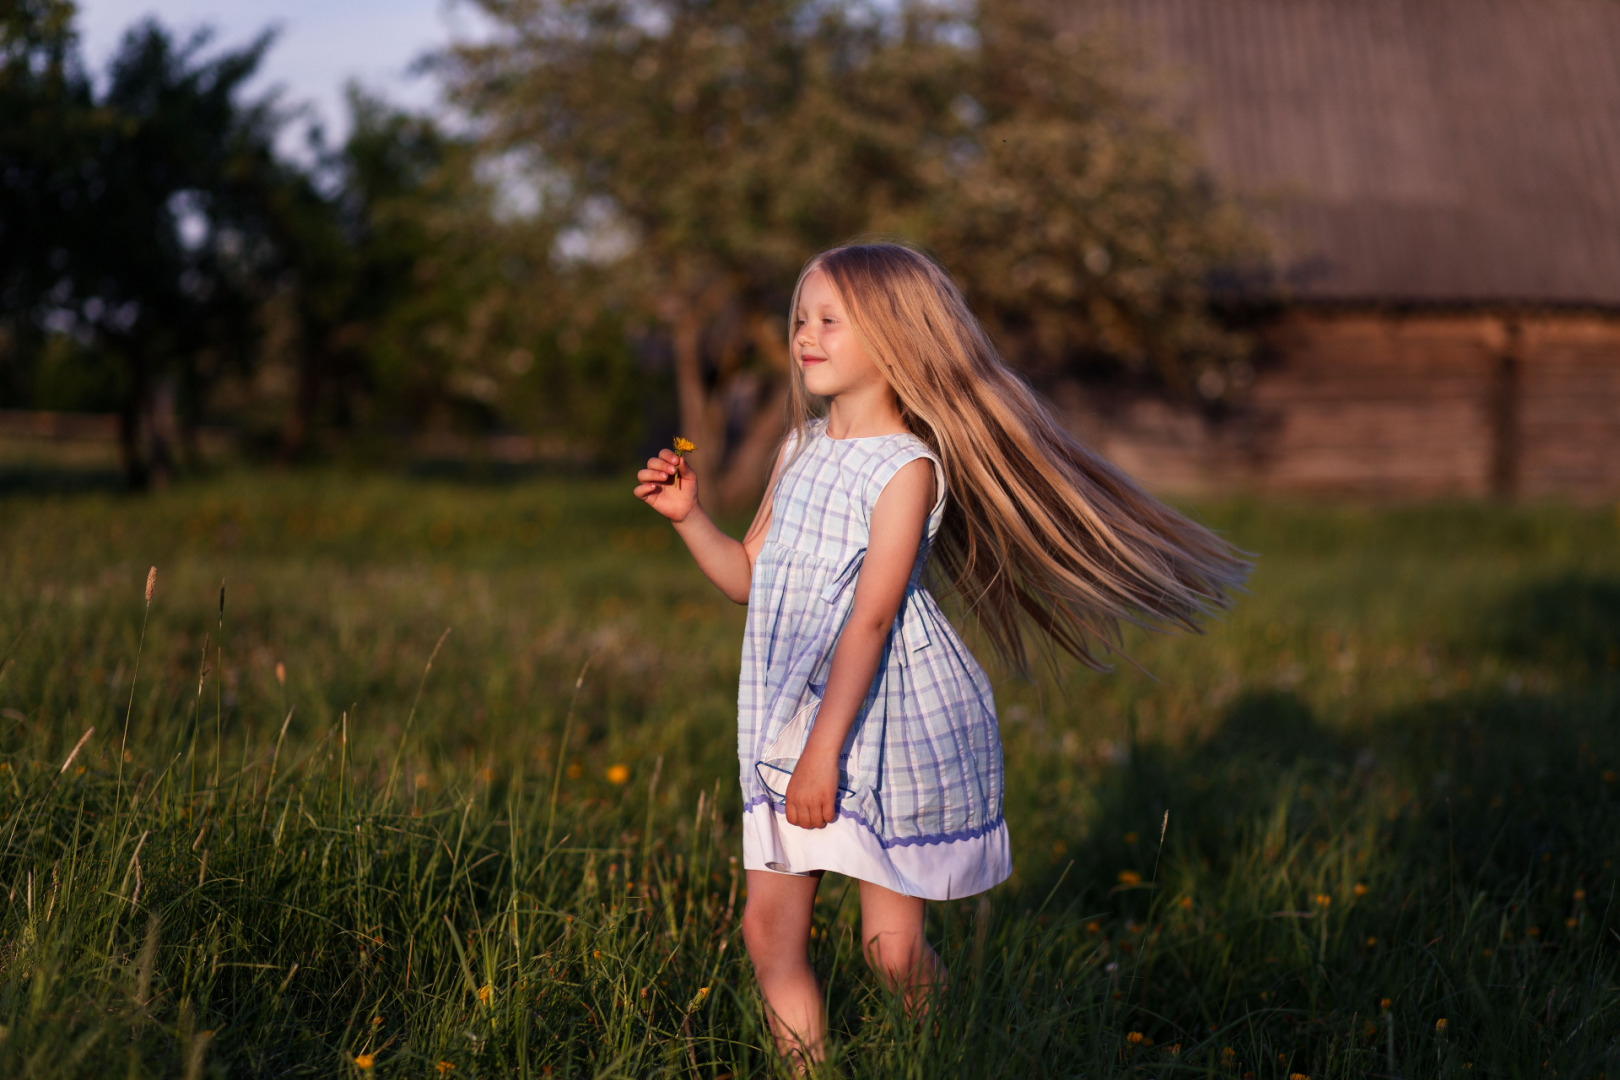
xmin=783 ymin=457 xmax=935 ymax=830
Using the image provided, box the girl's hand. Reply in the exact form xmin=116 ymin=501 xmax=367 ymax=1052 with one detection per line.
xmin=784 ymin=750 xmax=839 ymax=829
xmin=633 ymin=449 xmax=698 ymax=522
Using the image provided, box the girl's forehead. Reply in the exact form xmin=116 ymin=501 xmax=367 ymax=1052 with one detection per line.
xmin=797 ymin=269 xmax=841 ymax=307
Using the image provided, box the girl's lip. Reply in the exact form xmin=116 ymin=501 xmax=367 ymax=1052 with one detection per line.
xmin=801 ymin=355 xmax=826 ymax=363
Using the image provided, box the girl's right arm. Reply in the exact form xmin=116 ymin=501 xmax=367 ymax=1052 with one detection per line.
xmin=634 ymin=442 xmax=788 ymax=605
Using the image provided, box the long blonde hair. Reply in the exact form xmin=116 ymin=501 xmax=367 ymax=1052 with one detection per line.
xmin=778 ymin=240 xmax=1249 ymax=673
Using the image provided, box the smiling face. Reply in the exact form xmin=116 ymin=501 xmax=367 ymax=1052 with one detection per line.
xmin=792 ymin=267 xmax=888 ymax=400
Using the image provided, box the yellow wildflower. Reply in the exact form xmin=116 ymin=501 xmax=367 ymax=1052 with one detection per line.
xmin=436 ymin=1062 xmax=456 ymax=1075
xmin=1314 ymin=893 xmax=1331 ymax=908
xmin=1435 ymin=1018 xmax=1448 ymax=1032
xmin=1353 ymin=882 xmax=1369 ymax=898
xmin=1125 ymin=1031 xmax=1146 ymax=1045
xmin=605 ymin=764 xmax=630 ymax=785
xmin=354 ymin=1053 xmax=375 ymax=1070
xmin=671 ymin=436 xmax=696 ymax=488
xmin=477 ymin=984 xmax=492 ymax=1005
xmin=1117 ymin=870 xmax=1142 ymax=886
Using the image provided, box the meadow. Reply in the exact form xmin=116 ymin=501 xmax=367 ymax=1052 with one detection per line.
xmin=0 ymin=469 xmax=1616 ymax=1078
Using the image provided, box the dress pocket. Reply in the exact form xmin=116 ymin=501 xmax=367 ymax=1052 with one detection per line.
xmin=754 ymin=693 xmax=857 ymax=804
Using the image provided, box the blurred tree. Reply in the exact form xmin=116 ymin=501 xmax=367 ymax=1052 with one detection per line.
xmin=259 ymin=88 xmax=643 ymax=464
xmin=926 ymin=3 xmax=1262 ymax=396
xmin=439 ymin=0 xmax=1261 ymax=508
xmin=1 ymin=9 xmax=292 ymax=486
xmin=0 ymin=0 xmax=102 ymax=405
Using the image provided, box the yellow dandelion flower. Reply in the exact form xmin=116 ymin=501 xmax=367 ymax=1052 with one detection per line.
xmin=671 ymin=437 xmax=696 ymax=488
xmin=1435 ymin=1018 xmax=1448 ymax=1032
xmin=354 ymin=1053 xmax=375 ymax=1070
xmin=605 ymin=764 xmax=630 ymax=785
xmin=1353 ymin=882 xmax=1369 ymax=898
xmin=1380 ymin=997 xmax=1392 ymax=1010
xmin=1314 ymin=892 xmax=1332 ymax=908
xmin=1290 ymin=1073 xmax=1311 ymax=1080
xmin=1125 ymin=1031 xmax=1146 ymax=1045
xmin=477 ymin=984 xmax=492 ymax=1005
xmin=436 ymin=1062 xmax=456 ymax=1075
xmin=1117 ymin=870 xmax=1142 ymax=886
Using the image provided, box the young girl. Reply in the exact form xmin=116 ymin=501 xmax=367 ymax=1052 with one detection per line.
xmin=633 ymin=242 xmax=1247 ymax=1065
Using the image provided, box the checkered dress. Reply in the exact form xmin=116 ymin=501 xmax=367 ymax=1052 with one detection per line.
xmin=737 ymin=417 xmax=1011 ymax=899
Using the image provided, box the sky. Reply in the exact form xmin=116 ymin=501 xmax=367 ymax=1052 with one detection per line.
xmin=74 ymin=0 xmax=490 ymax=156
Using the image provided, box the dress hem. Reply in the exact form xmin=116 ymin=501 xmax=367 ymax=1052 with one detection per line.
xmin=741 ymin=800 xmax=1010 ymax=900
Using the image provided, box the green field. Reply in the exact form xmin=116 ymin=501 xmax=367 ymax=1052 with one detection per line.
xmin=0 ymin=472 xmax=1616 ymax=1078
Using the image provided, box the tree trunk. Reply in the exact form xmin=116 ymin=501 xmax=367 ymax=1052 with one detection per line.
xmin=709 ymin=313 xmax=792 ymax=512
xmin=117 ymin=346 xmax=150 ymax=490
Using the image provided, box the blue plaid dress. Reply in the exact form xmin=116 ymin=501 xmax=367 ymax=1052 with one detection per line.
xmin=738 ymin=417 xmax=1011 ymax=899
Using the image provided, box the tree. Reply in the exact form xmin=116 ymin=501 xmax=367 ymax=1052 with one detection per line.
xmin=1 ymin=10 xmax=296 ymax=486
xmin=439 ymin=0 xmax=1261 ymax=509
xmin=0 ymin=0 xmax=101 ymax=405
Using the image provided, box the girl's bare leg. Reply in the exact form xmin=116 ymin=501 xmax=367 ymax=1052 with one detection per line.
xmin=741 ymin=869 xmax=826 ymax=1067
xmin=858 ymin=880 xmax=946 ymax=1018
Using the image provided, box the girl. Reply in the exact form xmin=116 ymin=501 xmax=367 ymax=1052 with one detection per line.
xmin=633 ymin=242 xmax=1247 ymax=1065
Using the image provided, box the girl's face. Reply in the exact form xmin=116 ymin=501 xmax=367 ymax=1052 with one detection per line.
xmin=793 ymin=268 xmax=887 ymax=400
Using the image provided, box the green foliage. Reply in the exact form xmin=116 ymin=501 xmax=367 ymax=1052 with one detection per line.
xmin=0 ymin=477 xmax=1616 ymax=1076
xmin=441 ymin=0 xmax=1264 ymax=501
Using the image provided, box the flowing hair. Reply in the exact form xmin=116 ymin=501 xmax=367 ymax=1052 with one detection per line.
xmin=776 ymin=240 xmax=1250 ymax=673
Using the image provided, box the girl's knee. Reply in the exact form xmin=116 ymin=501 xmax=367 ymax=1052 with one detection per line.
xmin=740 ymin=902 xmax=774 ymax=957
xmin=742 ymin=898 xmax=804 ymax=967
xmin=862 ymin=927 xmax=924 ymax=983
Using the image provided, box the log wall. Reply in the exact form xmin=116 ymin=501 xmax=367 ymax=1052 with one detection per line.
xmin=1056 ymin=310 xmax=1620 ymax=500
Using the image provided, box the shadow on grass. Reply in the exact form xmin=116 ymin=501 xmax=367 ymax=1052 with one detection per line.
xmin=1483 ymin=571 xmax=1620 ymax=674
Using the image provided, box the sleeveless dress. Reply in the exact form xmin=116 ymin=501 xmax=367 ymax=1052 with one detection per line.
xmin=738 ymin=417 xmax=1011 ymax=900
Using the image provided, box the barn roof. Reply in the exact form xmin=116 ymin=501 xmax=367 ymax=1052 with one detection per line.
xmin=1078 ymin=0 xmax=1620 ymax=307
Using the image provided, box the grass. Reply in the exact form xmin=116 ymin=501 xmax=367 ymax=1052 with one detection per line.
xmin=0 ymin=469 xmax=1617 ymax=1077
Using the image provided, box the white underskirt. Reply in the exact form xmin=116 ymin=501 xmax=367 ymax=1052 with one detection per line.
xmin=741 ymin=802 xmax=1011 ymax=900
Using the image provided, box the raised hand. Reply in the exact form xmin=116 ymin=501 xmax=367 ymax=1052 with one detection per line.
xmin=633 ymin=448 xmax=698 ymax=522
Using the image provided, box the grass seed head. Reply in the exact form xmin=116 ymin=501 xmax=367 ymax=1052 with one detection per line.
xmin=145 ymin=566 xmax=156 ymax=604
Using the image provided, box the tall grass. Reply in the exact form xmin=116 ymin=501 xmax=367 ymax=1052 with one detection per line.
xmin=0 ymin=472 xmax=1616 ymax=1077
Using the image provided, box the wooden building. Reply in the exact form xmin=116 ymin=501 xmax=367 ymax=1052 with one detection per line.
xmin=1057 ymin=0 xmax=1620 ymax=499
